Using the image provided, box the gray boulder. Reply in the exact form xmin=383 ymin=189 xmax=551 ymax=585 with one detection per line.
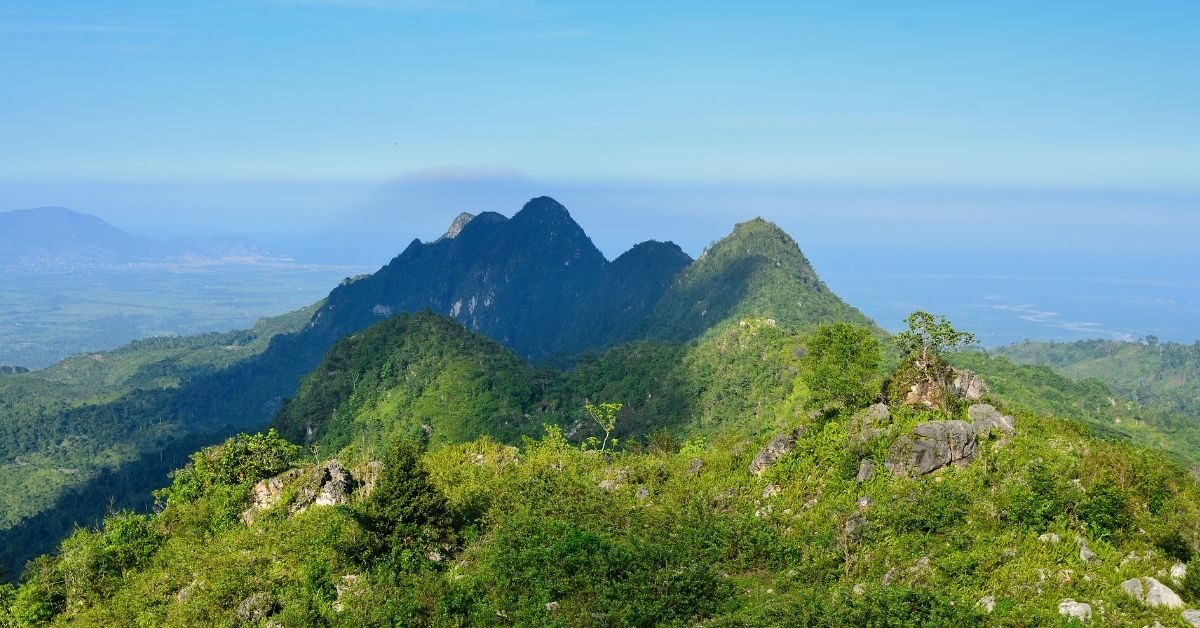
xmin=1078 ymin=538 xmax=1100 ymax=564
xmin=291 ymin=460 xmax=356 ymax=515
xmin=1057 ymin=599 xmax=1091 ymax=622
xmin=1182 ymin=609 xmax=1200 ymax=627
xmin=749 ymin=427 xmax=806 ymax=476
xmin=886 ymin=420 xmax=978 ymax=476
xmin=236 ymin=593 xmax=278 ymax=623
xmin=1122 ymin=577 xmax=1185 ymax=609
xmin=241 ymin=468 xmax=304 ymax=524
xmin=856 ymin=459 xmax=876 ymax=484
xmin=968 ymin=404 xmax=1016 ymax=437
xmin=687 ymin=458 xmax=705 ymax=477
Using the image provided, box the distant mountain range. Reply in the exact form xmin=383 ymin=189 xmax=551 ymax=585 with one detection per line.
xmin=0 ymin=206 xmax=280 ymax=269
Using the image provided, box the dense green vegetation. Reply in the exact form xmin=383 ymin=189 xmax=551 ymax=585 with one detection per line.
xmin=0 ymin=305 xmax=320 ymax=578
xmin=5 ymin=313 xmax=1200 ymax=626
xmin=958 ymin=349 xmax=1200 ymax=466
xmin=997 ymin=338 xmax=1200 ymax=418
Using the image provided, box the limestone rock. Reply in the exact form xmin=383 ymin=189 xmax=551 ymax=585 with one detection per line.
xmin=687 ymin=458 xmax=705 ymax=477
xmin=885 ymin=420 xmax=978 ymax=476
xmin=635 ymin=486 xmax=651 ymax=500
xmin=1039 ymin=533 xmax=1061 ymax=544
xmin=1078 ymin=538 xmax=1100 ymax=564
xmin=1182 ymin=609 xmax=1200 ymax=627
xmin=749 ymin=427 xmax=806 ymax=476
xmin=976 ymin=595 xmax=996 ymax=613
xmin=761 ymin=484 xmax=782 ymax=499
xmin=290 ymin=460 xmax=356 ymax=515
xmin=237 ymin=593 xmax=278 ymax=623
xmin=856 ymin=459 xmax=876 ymax=484
xmin=1171 ymin=562 xmax=1187 ymax=584
xmin=1057 ymin=599 xmax=1091 ymax=622
xmin=968 ymin=404 xmax=1016 ymax=436
xmin=241 ymin=468 xmax=304 ymax=524
xmin=1122 ymin=577 xmax=1185 ymax=609
xmin=952 ymin=369 xmax=986 ymax=400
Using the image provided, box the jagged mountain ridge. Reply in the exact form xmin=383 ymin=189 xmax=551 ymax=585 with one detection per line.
xmin=306 ymin=196 xmax=692 ymax=358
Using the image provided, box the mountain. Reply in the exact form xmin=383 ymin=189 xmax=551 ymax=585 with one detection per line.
xmin=646 ymin=217 xmax=880 ymax=341
xmin=0 ymin=206 xmax=277 ymax=269
xmin=305 ymin=196 xmax=692 ymax=358
xmin=1 ymin=196 xmax=881 ymax=583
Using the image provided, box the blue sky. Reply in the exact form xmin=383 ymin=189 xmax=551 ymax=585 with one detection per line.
xmin=2 ymin=1 xmax=1199 ymax=343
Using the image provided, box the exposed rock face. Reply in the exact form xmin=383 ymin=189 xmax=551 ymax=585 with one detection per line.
xmin=952 ymin=369 xmax=985 ymax=400
xmin=440 ymin=212 xmax=475 ymax=240
xmin=749 ymin=427 xmax=806 ymax=476
xmin=886 ymin=421 xmax=978 ymax=476
xmin=969 ymin=404 xmax=1016 ymax=437
xmin=241 ymin=460 xmax=359 ymax=524
xmin=903 ymin=368 xmax=986 ymax=408
xmin=1057 ymin=599 xmax=1091 ymax=621
xmin=242 ymin=468 xmax=304 ymax=524
xmin=1121 ymin=577 xmax=1185 ymax=609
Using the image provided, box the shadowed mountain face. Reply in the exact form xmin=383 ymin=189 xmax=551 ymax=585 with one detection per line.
xmin=307 ymin=196 xmax=693 ymax=358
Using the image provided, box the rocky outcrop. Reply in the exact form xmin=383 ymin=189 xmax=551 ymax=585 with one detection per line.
xmin=440 ymin=212 xmax=475 ymax=240
xmin=236 ymin=592 xmax=279 ymax=623
xmin=952 ymin=369 xmax=985 ymax=400
xmin=969 ymin=404 xmax=1016 ymax=437
xmin=241 ymin=460 xmax=360 ymax=524
xmin=749 ymin=427 xmax=806 ymax=476
xmin=886 ymin=421 xmax=978 ymax=476
xmin=1182 ymin=609 xmax=1200 ymax=627
xmin=902 ymin=368 xmax=985 ymax=408
xmin=1121 ymin=576 xmax=1185 ymax=609
xmin=1058 ymin=599 xmax=1091 ymax=621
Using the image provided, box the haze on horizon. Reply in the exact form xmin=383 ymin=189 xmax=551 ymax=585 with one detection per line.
xmin=2 ymin=1 xmax=1199 ymax=345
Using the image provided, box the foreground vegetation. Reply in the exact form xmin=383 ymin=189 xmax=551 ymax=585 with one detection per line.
xmin=5 ymin=312 xmax=1200 ymax=626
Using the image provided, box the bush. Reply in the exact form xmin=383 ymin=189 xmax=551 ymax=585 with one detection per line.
xmin=1156 ymin=529 xmax=1193 ymax=564
xmin=800 ymin=323 xmax=882 ymax=411
xmin=360 ymin=440 xmax=453 ymax=567
xmin=1076 ymin=478 xmax=1131 ymax=539
xmin=1182 ymin=558 xmax=1200 ymax=602
xmin=156 ymin=429 xmax=300 ymax=507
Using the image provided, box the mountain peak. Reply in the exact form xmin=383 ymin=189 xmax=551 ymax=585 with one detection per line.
xmin=440 ymin=212 xmax=475 ymax=240
xmin=513 ymin=196 xmax=571 ymax=222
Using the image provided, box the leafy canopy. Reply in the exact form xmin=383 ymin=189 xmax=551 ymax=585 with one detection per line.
xmin=799 ymin=323 xmax=882 ymax=411
xmin=895 ymin=311 xmax=977 ymax=363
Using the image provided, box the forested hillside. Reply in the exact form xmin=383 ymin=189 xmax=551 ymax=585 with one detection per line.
xmin=997 ymin=339 xmax=1200 ymax=419
xmin=6 ymin=312 xmax=1200 ymax=626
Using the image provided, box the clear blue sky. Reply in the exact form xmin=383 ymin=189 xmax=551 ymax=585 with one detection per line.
xmin=3 ymin=1 xmax=1199 ymax=343
xmin=3 ymin=1 xmax=1198 ymax=186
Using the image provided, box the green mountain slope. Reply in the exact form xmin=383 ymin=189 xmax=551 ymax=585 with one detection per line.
xmin=0 ymin=304 xmax=319 ymax=578
xmin=647 ymin=218 xmax=880 ymax=342
xmin=996 ymin=339 xmax=1200 ymax=418
xmin=7 ymin=312 xmax=1200 ymax=626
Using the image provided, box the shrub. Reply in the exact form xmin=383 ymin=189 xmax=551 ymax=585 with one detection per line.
xmin=800 ymin=323 xmax=882 ymax=411
xmin=1076 ymin=478 xmax=1132 ymax=539
xmin=155 ymin=429 xmax=300 ymax=507
xmin=360 ymin=440 xmax=453 ymax=567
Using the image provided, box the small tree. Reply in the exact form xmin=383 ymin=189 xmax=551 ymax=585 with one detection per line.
xmin=800 ymin=323 xmax=882 ymax=411
xmin=894 ymin=311 xmax=977 ymax=367
xmin=889 ymin=312 xmax=977 ymax=408
xmin=362 ymin=440 xmax=453 ymax=566
xmin=584 ymin=402 xmax=622 ymax=452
